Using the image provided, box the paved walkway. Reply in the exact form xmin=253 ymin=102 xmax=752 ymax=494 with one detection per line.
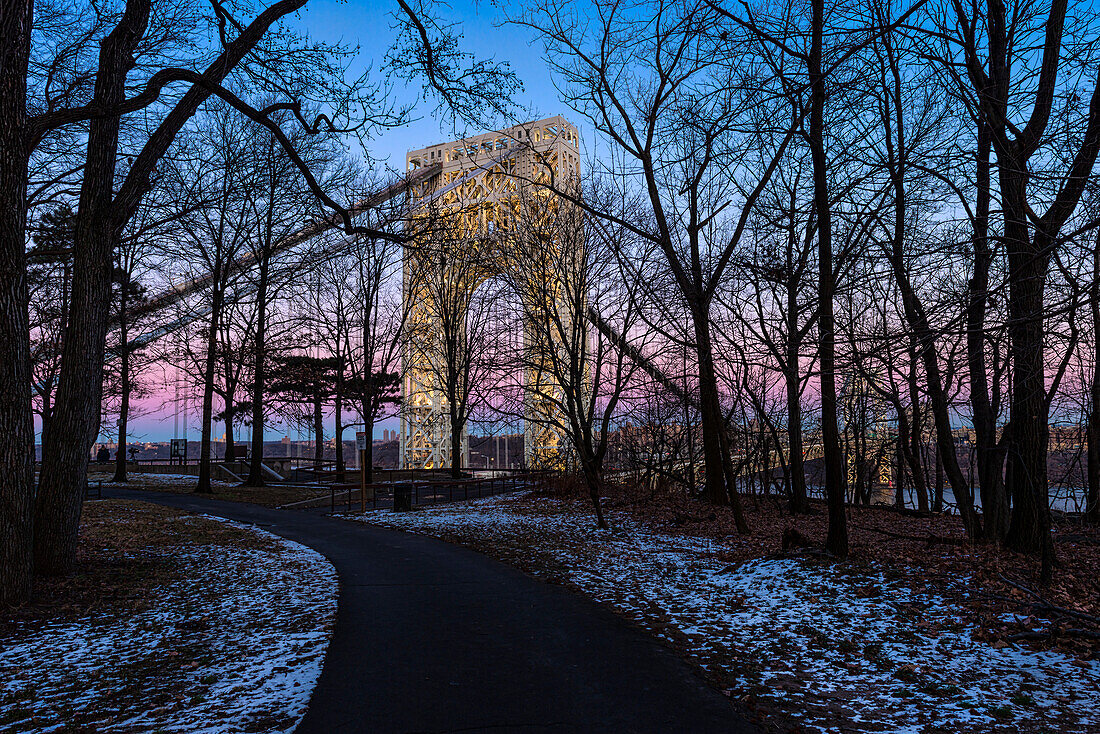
xmin=106 ymin=488 xmax=759 ymax=733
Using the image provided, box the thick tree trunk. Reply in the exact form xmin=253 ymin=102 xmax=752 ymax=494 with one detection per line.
xmin=1003 ymin=195 xmax=1054 ymax=578
xmin=697 ymin=370 xmax=727 ymax=506
xmin=694 ymin=304 xmax=749 ymax=533
xmin=1001 ymin=167 xmax=1052 ymax=568
xmin=693 ymin=306 xmax=727 ymax=504
xmin=0 ymin=0 xmax=35 ymax=605
xmin=35 ymin=1 xmax=151 ymax=575
xmin=809 ymin=0 xmax=847 ymax=558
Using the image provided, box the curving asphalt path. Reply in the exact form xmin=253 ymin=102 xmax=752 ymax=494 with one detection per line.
xmin=105 ymin=488 xmax=759 ymax=734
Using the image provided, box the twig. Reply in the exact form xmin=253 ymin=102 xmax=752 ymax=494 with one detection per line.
xmin=998 ymin=574 xmax=1100 ymax=625
xmin=1008 ymin=628 xmax=1100 ymax=642
xmin=850 ymin=523 xmax=969 ymax=546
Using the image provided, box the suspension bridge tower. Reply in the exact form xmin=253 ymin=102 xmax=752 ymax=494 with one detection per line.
xmin=399 ymin=116 xmax=582 ymax=471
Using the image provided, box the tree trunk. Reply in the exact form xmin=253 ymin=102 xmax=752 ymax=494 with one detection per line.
xmin=245 ymin=229 xmax=272 ymax=487
xmin=694 ymin=303 xmax=749 ymax=532
xmin=0 ymin=0 xmax=35 ymax=605
xmin=1004 ymin=230 xmax=1054 ymax=580
xmin=933 ymin=442 xmax=944 ymax=512
xmin=894 ymin=396 xmax=925 ymax=512
xmin=967 ymin=120 xmax=1009 ymax=539
xmin=334 ymin=366 xmax=345 ymax=480
xmin=1001 ymin=165 xmax=1053 ymax=572
xmin=891 ymin=261 xmax=981 ymax=538
xmin=450 ymin=410 xmax=463 ymax=479
xmin=881 ymin=71 xmax=977 ymax=534
xmin=904 ymin=354 xmax=929 ymax=513
xmin=809 ymin=0 xmax=847 ymax=558
xmin=364 ymin=418 xmax=375 ymax=485
xmin=224 ymin=399 xmax=236 ymax=462
xmin=693 ymin=304 xmax=728 ymax=504
xmin=785 ymin=359 xmax=808 ymax=513
xmin=35 ymin=1 xmax=151 ymax=575
xmin=580 ymin=452 xmax=608 ymax=529
xmin=1088 ymin=235 xmax=1100 ymax=524
xmin=716 ymin=404 xmax=749 ymax=533
xmin=197 ymin=285 xmax=223 ymax=493
xmin=313 ymin=394 xmax=323 ymax=468
xmin=112 ymin=278 xmax=130 ymax=483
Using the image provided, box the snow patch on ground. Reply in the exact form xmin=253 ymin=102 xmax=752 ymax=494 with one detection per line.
xmin=358 ymin=497 xmax=1100 ymax=733
xmin=0 ymin=517 xmax=337 ymax=733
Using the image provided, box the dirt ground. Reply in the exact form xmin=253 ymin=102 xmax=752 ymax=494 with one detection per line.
xmin=2 ymin=500 xmax=278 ymax=632
xmin=85 ymin=470 xmax=333 ymax=508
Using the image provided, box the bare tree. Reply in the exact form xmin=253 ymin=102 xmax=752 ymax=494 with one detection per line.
xmin=723 ymin=159 xmax=819 ymax=513
xmin=516 ymin=0 xmax=802 ymax=533
xmin=405 ymin=205 xmax=499 ymax=479
xmin=863 ymin=3 xmax=981 ymax=534
xmin=508 ymin=180 xmax=648 ymax=526
xmin=346 ymin=230 xmax=407 ymax=484
xmin=107 ymin=196 xmax=164 ymax=482
xmin=163 ymin=105 xmax=255 ymax=492
xmin=925 ymin=0 xmax=1100 ymax=577
xmin=239 ymin=123 xmax=346 ymax=486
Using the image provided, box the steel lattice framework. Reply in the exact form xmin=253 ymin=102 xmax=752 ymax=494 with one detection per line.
xmin=400 ymin=116 xmax=582 ymax=470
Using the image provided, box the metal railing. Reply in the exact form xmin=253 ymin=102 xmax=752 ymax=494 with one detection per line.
xmin=328 ymin=469 xmax=557 ymax=513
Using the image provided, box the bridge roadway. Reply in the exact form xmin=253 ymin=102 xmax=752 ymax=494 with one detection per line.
xmin=105 ymin=487 xmax=759 ymax=733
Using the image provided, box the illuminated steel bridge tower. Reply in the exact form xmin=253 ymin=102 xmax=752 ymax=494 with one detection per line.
xmin=399 ymin=116 xmax=582 ymax=470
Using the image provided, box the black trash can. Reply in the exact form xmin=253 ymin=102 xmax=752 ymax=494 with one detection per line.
xmin=393 ymin=484 xmax=412 ymax=512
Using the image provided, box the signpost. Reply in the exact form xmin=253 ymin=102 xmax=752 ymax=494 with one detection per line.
xmin=356 ymin=432 xmax=369 ymax=511
xmin=170 ymin=438 xmax=187 ymax=466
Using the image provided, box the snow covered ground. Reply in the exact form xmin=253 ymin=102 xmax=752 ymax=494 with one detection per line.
xmin=0 ymin=515 xmax=337 ymax=733
xmin=356 ymin=496 xmax=1100 ymax=733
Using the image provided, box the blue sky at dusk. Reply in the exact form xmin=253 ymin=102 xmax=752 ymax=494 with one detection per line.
xmin=285 ymin=0 xmax=568 ymax=168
